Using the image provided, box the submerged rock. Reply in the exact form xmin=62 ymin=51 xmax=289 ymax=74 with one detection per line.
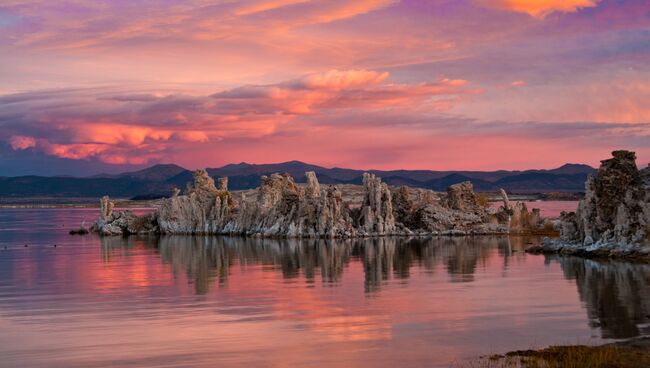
xmin=69 ymin=222 xmax=89 ymax=235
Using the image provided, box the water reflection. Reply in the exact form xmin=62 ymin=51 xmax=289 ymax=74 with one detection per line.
xmin=554 ymin=256 xmax=650 ymax=339
xmin=99 ymin=235 xmax=650 ymax=341
xmin=1 ymin=208 xmax=649 ymax=367
xmin=99 ymin=236 xmax=533 ymax=295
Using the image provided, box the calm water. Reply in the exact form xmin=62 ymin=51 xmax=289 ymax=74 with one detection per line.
xmin=490 ymin=200 xmax=578 ymax=218
xmin=0 ymin=208 xmax=649 ymax=368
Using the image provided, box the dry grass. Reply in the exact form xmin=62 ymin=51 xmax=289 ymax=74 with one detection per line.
xmin=460 ymin=340 xmax=650 ymax=368
xmin=476 ymin=193 xmax=490 ymax=208
xmin=515 ymin=228 xmax=560 ymax=236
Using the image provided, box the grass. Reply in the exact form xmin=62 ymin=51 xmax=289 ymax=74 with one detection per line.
xmin=458 ymin=338 xmax=650 ymax=368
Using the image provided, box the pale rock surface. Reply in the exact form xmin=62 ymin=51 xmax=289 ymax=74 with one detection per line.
xmin=217 ymin=177 xmax=228 ymax=192
xmin=92 ymin=196 xmax=157 ymax=235
xmin=358 ymin=173 xmax=396 ymax=235
xmin=100 ymin=196 xmax=114 ymax=220
xmin=499 ymin=189 xmax=510 ymax=211
xmin=93 ymin=170 xmax=530 ymax=238
xmin=391 ymin=181 xmax=509 ymax=235
xmin=157 ymin=169 xmax=231 ymax=234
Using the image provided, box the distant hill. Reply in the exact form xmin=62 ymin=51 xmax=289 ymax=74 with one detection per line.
xmin=91 ymin=164 xmax=187 ymax=181
xmin=0 ymin=160 xmax=596 ymax=198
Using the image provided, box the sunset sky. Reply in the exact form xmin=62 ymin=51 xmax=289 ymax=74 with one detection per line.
xmin=0 ymin=0 xmax=648 ymax=175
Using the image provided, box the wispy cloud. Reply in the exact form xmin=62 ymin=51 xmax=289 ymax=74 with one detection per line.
xmin=0 ymin=70 xmax=476 ymax=164
xmin=475 ymin=0 xmax=599 ymax=18
xmin=0 ymin=0 xmax=649 ymax=172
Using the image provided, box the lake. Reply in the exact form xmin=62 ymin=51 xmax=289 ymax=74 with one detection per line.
xmin=490 ymin=200 xmax=578 ymax=218
xmin=0 ymin=208 xmax=648 ymax=367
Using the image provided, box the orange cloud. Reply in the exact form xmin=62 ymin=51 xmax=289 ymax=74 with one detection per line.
xmin=41 ymin=141 xmax=159 ymax=164
xmin=44 ymin=143 xmax=108 ymax=160
xmin=234 ymin=0 xmax=311 ymax=16
xmin=2 ymin=70 xmax=476 ymax=164
xmin=78 ymin=124 xmax=173 ymax=146
xmin=477 ymin=0 xmax=599 ymax=18
xmin=174 ymin=131 xmax=209 ymax=143
xmin=303 ymin=0 xmax=398 ymax=25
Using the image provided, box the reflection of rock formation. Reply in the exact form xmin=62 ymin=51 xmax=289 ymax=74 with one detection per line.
xmin=111 ymin=236 xmax=523 ymax=294
xmin=93 ymin=170 xmax=538 ymax=238
xmin=154 ymin=237 xmax=356 ymax=294
xmin=158 ymin=236 xmax=232 ymax=294
xmin=555 ymin=257 xmax=650 ymax=339
xmin=91 ymin=236 xmax=650 ymax=342
xmin=439 ymin=237 xmax=493 ymax=283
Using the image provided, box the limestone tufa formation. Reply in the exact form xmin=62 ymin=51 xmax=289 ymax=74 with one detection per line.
xmin=92 ymin=196 xmax=157 ymax=236
xmin=93 ymin=169 xmax=537 ymax=238
xmin=528 ymin=150 xmax=650 ymax=259
xmin=562 ymin=150 xmax=649 ymax=245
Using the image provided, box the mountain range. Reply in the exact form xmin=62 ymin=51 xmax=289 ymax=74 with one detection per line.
xmin=0 ymin=161 xmax=596 ymax=198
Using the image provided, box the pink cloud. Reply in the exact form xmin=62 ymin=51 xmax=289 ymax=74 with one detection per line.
xmin=9 ymin=135 xmax=36 ymax=150
xmin=1 ymin=1 xmax=648 ymax=172
xmin=476 ymin=0 xmax=599 ymax=18
xmin=1 ymin=70 xmax=477 ymax=164
xmin=298 ymin=69 xmax=389 ymax=90
xmin=234 ymin=0 xmax=312 ymax=16
xmin=43 ymin=142 xmax=108 ymax=160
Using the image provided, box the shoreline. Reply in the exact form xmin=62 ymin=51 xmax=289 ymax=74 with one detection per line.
xmin=526 ymin=239 xmax=650 ymax=262
xmin=468 ymin=336 xmax=650 ymax=368
xmin=0 ymin=199 xmax=161 ymax=209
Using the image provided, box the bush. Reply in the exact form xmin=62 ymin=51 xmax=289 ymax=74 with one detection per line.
xmin=476 ymin=193 xmax=490 ymax=208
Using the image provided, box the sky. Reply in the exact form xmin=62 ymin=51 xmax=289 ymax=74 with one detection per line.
xmin=0 ymin=0 xmax=649 ymax=176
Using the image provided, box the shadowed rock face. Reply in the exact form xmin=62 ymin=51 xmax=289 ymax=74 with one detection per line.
xmin=447 ymin=181 xmax=481 ymax=212
xmin=641 ymin=164 xmax=650 ymax=186
xmin=528 ymin=150 xmax=650 ymax=260
xmin=562 ymin=150 xmax=649 ymax=245
xmin=92 ymin=170 xmax=528 ymax=238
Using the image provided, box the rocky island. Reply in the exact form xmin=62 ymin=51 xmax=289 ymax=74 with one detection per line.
xmin=90 ymin=150 xmax=650 ymax=260
xmin=527 ymin=150 xmax=650 ymax=259
xmin=91 ymin=169 xmax=544 ymax=238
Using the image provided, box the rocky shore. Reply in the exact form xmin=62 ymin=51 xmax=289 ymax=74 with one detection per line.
xmin=527 ymin=150 xmax=650 ymax=260
xmin=91 ymin=169 xmax=545 ymax=238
